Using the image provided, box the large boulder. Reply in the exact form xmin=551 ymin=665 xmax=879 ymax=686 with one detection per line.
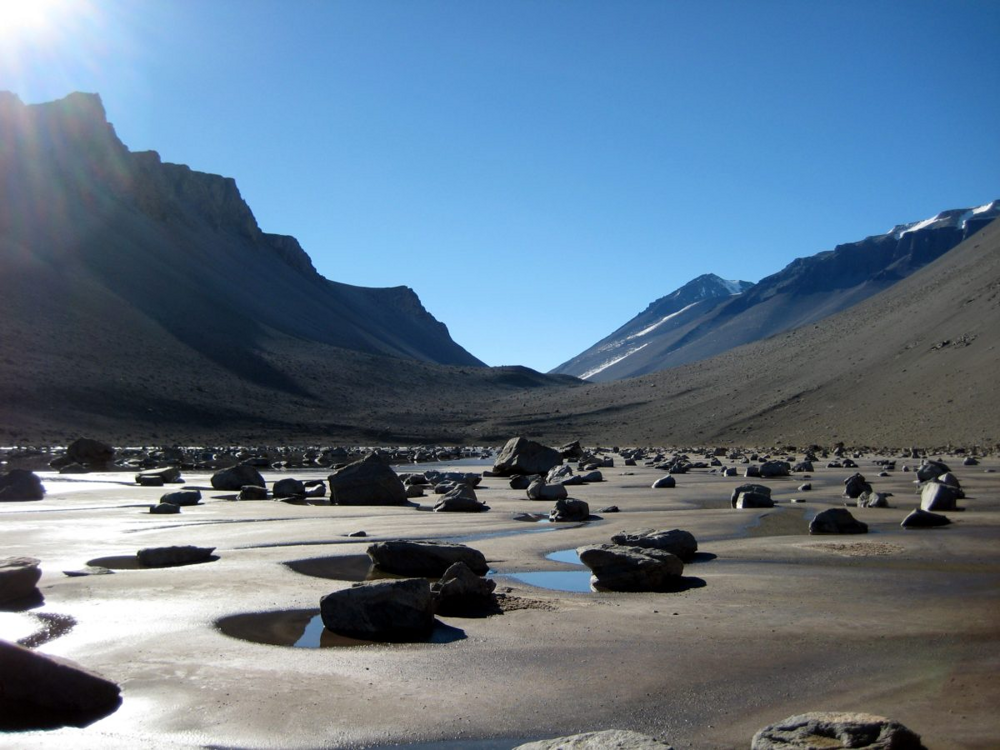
xmin=0 ymin=469 xmax=45 ymax=501
xmin=527 ymin=479 xmax=568 ymax=501
xmin=550 ymin=497 xmax=590 ymax=522
xmin=578 ymin=544 xmax=684 ymax=592
xmin=557 ymin=440 xmax=585 ymax=459
xmin=66 ymin=437 xmax=114 ymax=466
xmin=515 ymin=729 xmax=675 ymax=749
xmin=272 ymin=478 xmax=305 ymax=498
xmin=736 ymin=492 xmax=775 ymax=509
xmin=731 ymin=483 xmax=771 ymax=508
xmin=327 ymin=453 xmax=408 ymax=505
xmin=137 ymin=545 xmax=216 ymax=567
xmin=759 ymin=460 xmax=791 ymax=478
xmin=0 ymin=556 xmax=42 ymax=604
xmin=915 ymin=460 xmax=950 ymax=482
xmin=492 ymin=437 xmax=563 ymax=477
xmin=920 ymin=481 xmax=961 ymax=511
xmin=320 ymin=578 xmax=434 ymax=642
xmin=432 ymin=561 xmax=496 ymax=611
xmin=610 ymin=529 xmax=698 ymax=563
xmin=809 ymin=508 xmax=868 ymax=535
xmin=367 ymin=540 xmax=488 ymax=577
xmin=211 ymin=464 xmax=265 ymax=491
xmin=434 ymin=485 xmax=488 ymax=513
xmin=902 ymin=509 xmax=951 ymax=528
xmin=751 ymin=711 xmax=924 ymax=750
xmin=0 ymin=640 xmax=121 ymax=725
xmin=843 ymin=473 xmax=872 ymax=499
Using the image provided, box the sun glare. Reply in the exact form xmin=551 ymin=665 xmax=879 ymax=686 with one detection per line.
xmin=0 ymin=0 xmax=75 ymax=39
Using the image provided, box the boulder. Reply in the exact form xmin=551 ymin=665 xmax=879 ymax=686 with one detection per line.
xmin=578 ymin=544 xmax=684 ymax=592
xmin=809 ymin=508 xmax=868 ymax=535
xmin=492 ymin=437 xmax=563 ymax=477
xmin=736 ymin=492 xmax=775 ymax=509
xmin=843 ymin=473 xmax=871 ymax=499
xmin=137 ymin=545 xmax=216 ymax=567
xmin=367 ymin=540 xmax=488 ymax=577
xmin=916 ymin=460 xmax=949 ymax=482
xmin=731 ymin=483 xmax=771 ymax=508
xmin=149 ymin=503 xmax=181 ymax=515
xmin=434 ymin=486 xmax=488 ymax=513
xmin=238 ymin=485 xmax=269 ymax=500
xmin=0 ymin=469 xmax=45 ymax=501
xmin=856 ymin=490 xmax=891 ymax=509
xmin=211 ymin=464 xmax=265 ymax=491
xmin=759 ymin=460 xmax=791 ymax=478
xmin=0 ymin=640 xmax=121 ymax=723
xmin=432 ymin=561 xmax=496 ymax=610
xmin=527 ymin=479 xmax=568 ymax=501
xmin=935 ymin=472 xmax=963 ymax=492
xmin=159 ymin=490 xmax=201 ymax=507
xmin=0 ymin=556 xmax=42 ymax=604
xmin=610 ymin=529 xmax=698 ymax=563
xmin=514 ymin=729 xmax=675 ymax=749
xmin=136 ymin=475 xmax=165 ymax=487
xmin=135 ymin=466 xmax=182 ymax=484
xmin=963 ymin=456 xmax=979 ymax=466
xmin=598 ymin=505 xmax=620 ymax=513
xmin=744 ymin=465 xmax=761 ymax=478
xmin=580 ymin=470 xmax=603 ymax=483
xmin=66 ymin=437 xmax=114 ymax=466
xmin=550 ymin=497 xmax=590 ymax=522
xmin=547 ymin=464 xmax=575 ymax=483
xmin=751 ymin=711 xmax=924 ymax=750
xmin=793 ymin=461 xmax=814 ymax=473
xmin=405 ymin=484 xmax=426 ymax=499
xmin=327 ymin=453 xmax=408 ymax=505
xmin=509 ymin=475 xmax=534 ymax=490
xmin=319 ymin=578 xmax=434 ymax=642
xmin=272 ymin=478 xmax=305 ymax=498
xmin=558 ymin=440 xmax=585 ymax=459
xmin=651 ymin=476 xmax=676 ymax=489
xmin=902 ymin=509 xmax=951 ymax=528
xmin=920 ymin=481 xmax=961 ymax=511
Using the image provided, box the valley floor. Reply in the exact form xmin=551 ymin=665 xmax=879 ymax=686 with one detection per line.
xmin=2 ymin=455 xmax=999 ymax=748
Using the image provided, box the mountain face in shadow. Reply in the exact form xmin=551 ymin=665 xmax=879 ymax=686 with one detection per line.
xmin=0 ymin=91 xmax=483 ymax=393
xmin=553 ymin=202 xmax=998 ymax=381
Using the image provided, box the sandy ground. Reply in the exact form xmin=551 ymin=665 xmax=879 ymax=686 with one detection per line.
xmin=2 ymin=456 xmax=999 ymax=749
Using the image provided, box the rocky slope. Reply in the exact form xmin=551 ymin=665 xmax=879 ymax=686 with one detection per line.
xmin=554 ymin=201 xmax=998 ymax=381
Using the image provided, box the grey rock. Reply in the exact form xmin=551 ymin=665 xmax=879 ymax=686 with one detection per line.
xmin=149 ymin=503 xmax=181 ymax=514
xmin=598 ymin=505 xmax=620 ymax=513
xmin=136 ymin=475 xmax=165 ymax=487
xmin=272 ymin=477 xmax=305 ymax=498
xmin=137 ymin=545 xmax=216 ymax=567
xmin=731 ymin=483 xmax=771 ymax=508
xmin=578 ymin=544 xmax=684 ymax=592
xmin=760 ymin=460 xmax=791 ymax=477
xmin=610 ymin=529 xmax=698 ymax=563
xmin=901 ymin=509 xmax=951 ymax=528
xmin=348 ymin=530 xmax=367 ymax=538
xmin=320 ymin=578 xmax=434 ymax=642
xmin=434 ymin=485 xmax=488 ymax=513
xmin=509 ymin=475 xmax=534 ymax=490
xmin=492 ymin=437 xmax=563 ymax=477
xmin=0 ymin=640 xmax=121 ymax=720
xmin=135 ymin=466 xmax=182 ymax=484
xmin=550 ymin=497 xmax=590 ymax=522
xmin=527 ymin=479 xmax=568 ymax=501
xmin=328 ymin=453 xmax=408 ymax=505
xmin=367 ymin=540 xmax=488 ymax=577
xmin=920 ymin=481 xmax=961 ymax=511
xmin=963 ymin=456 xmax=979 ymax=466
xmin=580 ymin=470 xmax=604 ymax=483
xmin=809 ymin=508 xmax=868 ymax=535
xmin=66 ymin=437 xmax=114 ymax=466
xmin=557 ymin=440 xmax=585 ymax=459
xmin=0 ymin=469 xmax=45 ymax=501
xmin=744 ymin=465 xmax=761 ymax=478
xmin=160 ymin=489 xmax=201 ymax=506
xmin=843 ymin=473 xmax=871 ymax=499
xmin=751 ymin=711 xmax=924 ymax=750
xmin=793 ymin=461 xmax=814 ymax=473
xmin=546 ymin=464 xmax=575 ymax=483
xmin=514 ymin=729 xmax=675 ymax=749
xmin=736 ymin=491 xmax=775 ymax=509
xmin=651 ymin=476 xmax=676 ymax=489
xmin=405 ymin=484 xmax=426 ymax=499
xmin=211 ymin=464 xmax=265 ymax=491
xmin=432 ymin=561 xmax=496 ymax=610
xmin=915 ymin=459 xmax=949 ymax=482
xmin=238 ymin=485 xmax=269 ymax=500
xmin=0 ymin=556 xmax=42 ymax=603
xmin=856 ymin=490 xmax=892 ymax=509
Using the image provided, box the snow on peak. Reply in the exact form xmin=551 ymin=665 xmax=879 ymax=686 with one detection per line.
xmin=886 ymin=200 xmax=999 ymax=240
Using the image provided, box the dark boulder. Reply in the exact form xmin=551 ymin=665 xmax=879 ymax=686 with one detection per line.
xmin=920 ymin=481 xmax=961 ymax=511
xmin=492 ymin=437 xmax=562 ymax=477
xmin=843 ymin=473 xmax=871 ymax=499
xmin=320 ymin=578 xmax=434 ymax=642
xmin=731 ymin=483 xmax=771 ymax=508
xmin=902 ymin=509 xmax=951 ymax=528
xmin=137 ymin=545 xmax=216 ymax=567
xmin=527 ymin=479 xmax=568 ymax=501
xmin=610 ymin=529 xmax=698 ymax=563
xmin=651 ymin=475 xmax=676 ymax=489
xmin=550 ymin=497 xmax=589 ymax=522
xmin=0 ymin=556 xmax=42 ymax=604
xmin=135 ymin=466 xmax=182 ymax=484
xmin=272 ymin=478 xmax=305 ymax=498
xmin=759 ymin=460 xmax=790 ymax=478
xmin=238 ymin=485 xmax=269 ymax=500
xmin=857 ymin=490 xmax=891 ymax=508
xmin=66 ymin=437 xmax=114 ymax=466
xmin=160 ymin=490 xmax=201 ymax=507
xmin=751 ymin=711 xmax=924 ymax=750
xmin=809 ymin=508 xmax=868 ymax=535
xmin=736 ymin=492 xmax=775 ymax=509
xmin=916 ymin=460 xmax=950 ymax=482
xmin=434 ymin=486 xmax=488 ymax=513
xmin=0 ymin=469 xmax=45 ymax=501
xmin=367 ymin=540 xmax=488 ymax=577
xmin=578 ymin=544 xmax=684 ymax=592
xmin=327 ymin=453 xmax=408 ymax=505
xmin=149 ymin=503 xmax=181 ymax=515
xmin=211 ymin=464 xmax=265 ymax=491
xmin=432 ymin=561 xmax=496 ymax=611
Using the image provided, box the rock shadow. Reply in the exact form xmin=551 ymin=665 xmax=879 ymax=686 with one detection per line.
xmin=0 ymin=696 xmax=123 ymax=731
xmin=0 ymin=590 xmax=44 ymax=612
xmin=86 ymin=554 xmax=220 ymax=570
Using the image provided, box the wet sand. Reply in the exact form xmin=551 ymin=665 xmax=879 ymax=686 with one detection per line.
xmin=2 ymin=456 xmax=999 ymax=748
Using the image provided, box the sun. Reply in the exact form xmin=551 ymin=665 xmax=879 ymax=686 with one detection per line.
xmin=0 ymin=0 xmax=74 ymax=40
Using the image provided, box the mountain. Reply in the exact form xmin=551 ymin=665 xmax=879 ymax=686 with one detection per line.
xmin=475 ymin=216 xmax=1000 ymax=448
xmin=0 ymin=92 xmax=482 ymax=372
xmin=551 ymin=274 xmax=752 ymax=380
xmin=553 ymin=201 xmax=999 ymax=381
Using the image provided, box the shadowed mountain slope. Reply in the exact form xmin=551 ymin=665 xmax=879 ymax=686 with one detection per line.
xmin=554 ymin=202 xmax=998 ymax=381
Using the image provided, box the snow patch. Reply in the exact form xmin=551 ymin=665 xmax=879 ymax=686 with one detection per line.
xmin=627 ymin=302 xmax=699 ymax=340
xmin=581 ymin=343 xmax=650 ymax=380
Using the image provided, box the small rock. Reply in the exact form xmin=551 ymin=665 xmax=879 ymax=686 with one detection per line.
xmin=434 ymin=485 xmax=488 ymax=513
xmin=902 ymin=509 xmax=951 ymax=528
xmin=797 ymin=483 xmax=812 ymax=491
xmin=651 ymin=476 xmax=676 ymax=489
xmin=809 ymin=508 xmax=868 ymax=535
xmin=731 ymin=483 xmax=771 ymax=508
xmin=367 ymin=540 xmax=488 ymax=577
xmin=348 ymin=530 xmax=368 ymax=538
xmin=149 ymin=503 xmax=181 ymax=514
xmin=160 ymin=489 xmax=201 ymax=507
xmin=136 ymin=475 xmax=166 ymax=487
xmin=432 ymin=561 xmax=496 ymax=611
xmin=736 ymin=491 xmax=775 ymax=509
xmin=597 ymin=505 xmax=620 ymax=513
xmin=550 ymin=497 xmax=589 ymax=522
xmin=238 ymin=485 xmax=269 ymax=500
xmin=272 ymin=477 xmax=305 ymax=498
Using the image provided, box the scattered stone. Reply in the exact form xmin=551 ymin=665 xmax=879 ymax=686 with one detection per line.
xmin=920 ymin=481 xmax=960 ymax=512
xmin=348 ymin=530 xmax=367 ymax=538
xmin=136 ymin=545 xmax=216 ymax=568
xmin=238 ymin=485 xmax=269 ymax=500
xmin=744 ymin=465 xmax=761 ymax=478
xmin=328 ymin=453 xmax=408 ymax=505
xmin=809 ymin=508 xmax=868 ymax=535
xmin=611 ymin=528 xmax=698 ymax=563
xmin=578 ymin=544 xmax=684 ymax=592
xmin=272 ymin=477 xmax=305 ymax=498
xmin=651 ymin=476 xmax=676 ymax=489
xmin=902 ymin=509 xmax=951 ymax=528
xmin=759 ymin=460 xmax=791 ymax=477
xmin=963 ymin=456 xmax=979 ymax=466
xmin=736 ymin=492 xmax=775 ymax=509
xmin=792 ymin=461 xmax=814 ymax=473
xmin=367 ymin=540 xmax=488 ymax=577
xmin=135 ymin=466 xmax=182 ymax=484
xmin=160 ymin=489 xmax=201 ymax=507
xmin=558 ymin=440 xmax=585 ymax=459
xmin=514 ymin=729 xmax=675 ymax=749
xmin=66 ymin=437 xmax=115 ymax=466
xmin=0 ymin=469 xmax=45 ymax=501
xmin=731 ymin=483 xmax=771 ymax=508
xmin=149 ymin=503 xmax=181 ymax=514
xmin=492 ymin=437 xmax=563 ymax=477
xmin=598 ymin=505 xmax=620 ymax=513
xmin=550 ymin=497 xmax=590 ymax=522
xmin=0 ymin=640 xmax=122 ymax=723
xmin=0 ymin=556 xmax=42 ymax=603
xmin=790 ymin=498 xmax=806 ymax=504
xmin=509 ymin=475 xmax=534 ymax=490
xmin=798 ymin=483 xmax=812 ymax=491
xmin=915 ymin=460 xmax=950 ymax=482
xmin=432 ymin=561 xmax=496 ymax=611
xmin=319 ymin=578 xmax=434 ymax=642
xmin=434 ymin=485 xmax=488 ymax=513
xmin=856 ymin=490 xmax=892 ymax=509
xmin=136 ymin=475 xmax=166 ymax=487
xmin=843 ymin=473 xmax=871 ymax=499
xmin=405 ymin=484 xmax=425 ymax=499
xmin=580 ymin=470 xmax=604 ymax=483
xmin=211 ymin=464 xmax=266 ymax=491
xmin=751 ymin=711 xmax=924 ymax=750
xmin=527 ymin=478 xmax=568 ymax=501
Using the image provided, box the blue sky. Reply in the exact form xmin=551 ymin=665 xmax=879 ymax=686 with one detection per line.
xmin=3 ymin=0 xmax=999 ymax=371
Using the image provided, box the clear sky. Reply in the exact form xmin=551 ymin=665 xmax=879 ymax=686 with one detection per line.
xmin=3 ymin=0 xmax=999 ymax=371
